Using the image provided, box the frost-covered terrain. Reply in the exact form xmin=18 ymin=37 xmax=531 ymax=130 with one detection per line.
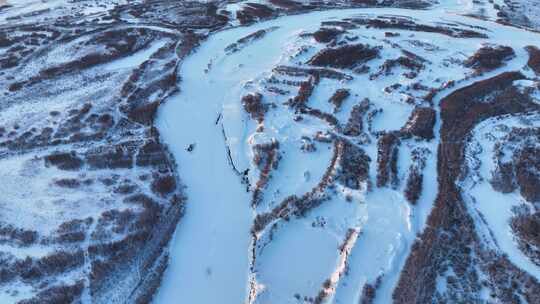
xmin=0 ymin=0 xmax=224 ymax=303
xmin=154 ymin=5 xmax=540 ymax=303
xmin=1 ymin=0 xmax=540 ymax=303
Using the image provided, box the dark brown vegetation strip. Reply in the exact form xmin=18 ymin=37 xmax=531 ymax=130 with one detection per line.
xmin=242 ymin=93 xmax=267 ymax=122
xmin=251 ymin=140 xmax=280 ymax=207
xmin=376 ymin=132 xmax=400 ymax=188
xmin=401 ymin=107 xmax=436 ymax=140
xmin=360 ymin=276 xmax=383 ymax=304
xmin=515 ymin=146 xmax=540 ymax=203
xmin=343 ymin=99 xmax=370 ymax=137
xmin=394 ymin=71 xmax=540 ymax=303
xmin=236 ymin=3 xmax=275 ymax=25
xmin=44 ymin=151 xmax=84 ymax=171
xmin=286 ymin=75 xmax=319 ymax=109
xmin=225 ymin=27 xmax=278 ymax=54
xmin=311 ymin=27 xmax=345 ymax=43
xmin=526 ymin=45 xmax=540 ymax=75
xmin=404 ymin=148 xmax=428 ymax=205
xmin=511 ymin=212 xmax=540 ymax=266
xmin=273 ymin=65 xmax=353 ymax=81
xmin=464 ymin=45 xmax=515 ymax=73
xmin=337 ymin=141 xmax=370 ymax=190
xmin=18 ymin=281 xmax=85 ymax=304
xmin=328 ymin=89 xmax=350 ymax=112
xmin=268 ymin=0 xmax=302 ymax=9
xmin=252 ymin=140 xmax=344 ymax=233
xmin=307 ymin=44 xmax=379 ymax=69
xmin=348 ymin=16 xmax=488 ymax=38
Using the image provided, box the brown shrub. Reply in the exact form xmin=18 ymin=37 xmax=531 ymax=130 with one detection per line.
xmin=526 ymin=45 xmax=540 ymax=75
xmin=307 ymin=44 xmax=379 ymax=69
xmin=349 ymin=16 xmax=487 ymax=38
xmin=515 ymin=147 xmax=540 ymax=202
xmin=401 ymin=107 xmax=436 ymax=140
xmin=225 ymin=27 xmax=277 ymax=54
xmin=252 ymin=213 xmax=274 ymax=234
xmin=268 ymin=0 xmax=302 ymax=9
xmin=394 ymin=71 xmax=539 ymax=303
xmin=55 ymin=231 xmax=86 ymax=243
xmin=385 ymin=32 xmax=400 ymax=37
xmin=242 ymin=93 xmax=266 ymax=122
xmin=286 ymin=75 xmax=318 ymax=109
xmin=136 ymin=140 xmax=169 ymax=167
xmin=299 ymin=107 xmax=339 ymax=127
xmin=54 ymin=178 xmax=81 ymax=188
xmin=372 ymin=56 xmax=424 ymax=79
xmin=273 ymin=65 xmax=353 ymax=81
xmin=37 ymin=250 xmax=85 ymax=276
xmin=464 ymin=45 xmax=515 ymax=72
xmin=328 ymin=88 xmax=350 ymax=112
xmin=404 ymin=169 xmax=423 ymax=204
xmin=18 ymin=281 xmax=84 ymax=304
xmin=96 ymin=113 xmax=114 ymax=128
xmin=511 ymin=212 xmax=540 ymax=265
xmin=360 ymin=284 xmax=376 ymax=304
xmin=151 ymin=175 xmax=177 ymax=196
xmin=440 ymin=72 xmax=526 ymax=143
xmin=125 ymin=193 xmax=157 ymax=208
xmin=376 ymin=133 xmax=400 ymax=188
xmin=251 ymin=140 xmax=280 ymax=207
xmin=337 ymin=142 xmax=370 ymax=189
xmin=114 ymin=183 xmax=138 ymax=195
xmin=44 ymin=151 xmax=84 ymax=170
xmin=0 ymin=224 xmax=37 ymax=245
xmin=236 ymin=3 xmax=274 ymax=24
xmin=86 ymin=145 xmax=134 ymax=169
xmin=127 ymin=101 xmax=159 ymax=125
xmin=490 ymin=162 xmax=517 ymax=193
xmin=312 ymin=27 xmax=344 ymax=43
xmin=343 ymin=99 xmax=370 ymax=136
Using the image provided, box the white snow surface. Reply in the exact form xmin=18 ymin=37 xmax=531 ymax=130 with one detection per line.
xmin=154 ymin=5 xmax=540 ymax=304
xmin=462 ymin=114 xmax=540 ymax=279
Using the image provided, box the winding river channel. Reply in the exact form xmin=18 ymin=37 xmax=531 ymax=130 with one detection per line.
xmin=154 ymin=5 xmax=540 ymax=303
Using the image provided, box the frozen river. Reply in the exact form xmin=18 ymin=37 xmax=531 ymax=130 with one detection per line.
xmin=154 ymin=5 xmax=540 ymax=304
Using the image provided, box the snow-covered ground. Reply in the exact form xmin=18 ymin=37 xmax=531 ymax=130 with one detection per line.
xmin=2 ymin=0 xmax=540 ymax=301
xmin=463 ymin=113 xmax=540 ymax=279
xmin=156 ymin=5 xmax=540 ymax=303
xmin=4 ymin=0 xmax=540 ymax=304
xmin=0 ymin=1 xmax=189 ymax=301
